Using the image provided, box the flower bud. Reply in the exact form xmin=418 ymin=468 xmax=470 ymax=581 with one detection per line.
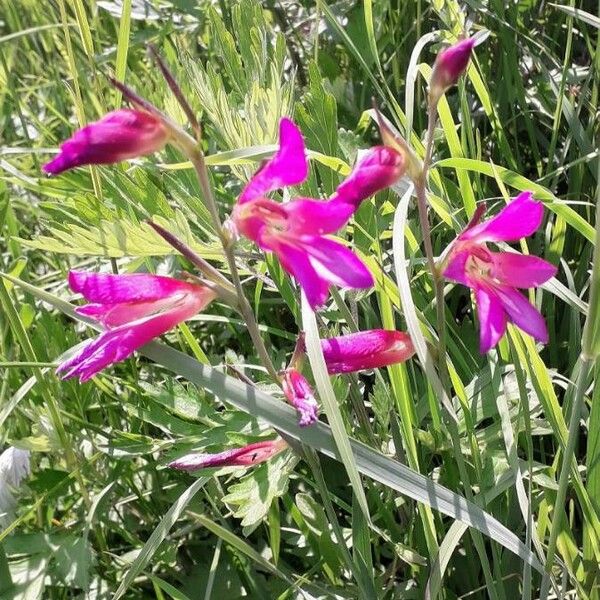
xmin=281 ymin=369 xmax=319 ymax=427
xmin=429 ymin=38 xmax=475 ymax=101
xmin=334 ymin=146 xmax=406 ymax=208
xmin=168 ymin=439 xmax=288 ymax=472
xmin=321 ymin=330 xmax=415 ymax=374
xmin=43 ymin=109 xmax=169 ymax=175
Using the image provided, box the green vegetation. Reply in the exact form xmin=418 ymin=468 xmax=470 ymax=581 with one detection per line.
xmin=0 ymin=1 xmax=598 ymax=597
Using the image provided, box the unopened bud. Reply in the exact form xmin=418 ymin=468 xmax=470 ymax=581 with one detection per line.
xmin=429 ymin=38 xmax=475 ymax=103
xmin=334 ymin=146 xmax=406 ymax=208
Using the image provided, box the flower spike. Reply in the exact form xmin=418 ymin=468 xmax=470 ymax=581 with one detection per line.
xmin=442 ymin=192 xmax=557 ymax=353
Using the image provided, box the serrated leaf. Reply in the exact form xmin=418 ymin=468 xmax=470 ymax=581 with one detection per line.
xmin=186 ymin=2 xmax=292 ymax=181
xmin=296 ymin=61 xmax=338 ymax=194
xmin=17 ymin=213 xmax=223 ymax=259
xmin=51 ymin=537 xmax=94 ymax=589
xmin=222 ymin=450 xmax=298 ymax=531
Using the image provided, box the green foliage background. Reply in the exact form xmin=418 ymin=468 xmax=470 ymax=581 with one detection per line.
xmin=0 ymin=0 xmax=598 ymax=598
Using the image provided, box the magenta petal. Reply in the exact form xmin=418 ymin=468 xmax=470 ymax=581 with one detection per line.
xmin=302 ymin=236 xmax=374 ymax=290
xmin=238 ymin=118 xmax=308 ymax=204
xmin=460 ymin=192 xmax=543 ymax=244
xmin=284 ymin=198 xmax=355 ymax=235
xmin=282 ymin=369 xmax=319 ymax=426
xmin=58 ymin=299 xmax=206 ymax=381
xmin=431 ymin=38 xmax=475 ymax=91
xmin=75 ymin=298 xmax=185 ymax=328
xmin=76 ymin=303 xmax=112 ymax=320
xmin=68 ymin=271 xmax=196 ymax=304
xmin=491 ymin=252 xmax=557 ymax=288
xmin=474 ymin=285 xmax=508 ymax=353
xmin=272 ymin=235 xmax=373 ymax=308
xmin=494 ymin=285 xmax=549 ymax=344
xmin=275 ymin=240 xmax=330 ymax=308
xmin=57 ymin=326 xmax=144 ymax=382
xmin=321 ymin=330 xmax=415 ymax=374
xmin=442 ymin=248 xmax=471 ymax=286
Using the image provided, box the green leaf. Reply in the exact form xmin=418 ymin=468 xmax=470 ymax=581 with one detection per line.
xmin=18 ymin=212 xmax=223 ymax=259
xmin=296 ymin=61 xmax=338 ymax=194
xmin=301 ymin=296 xmax=372 ymax=525
xmin=113 ymin=477 xmax=210 ymax=600
xmin=435 ymin=157 xmax=595 ymax=242
xmin=550 ymin=3 xmax=600 ymax=29
xmin=222 ymin=450 xmax=298 ymax=531
xmin=52 ymin=537 xmax=93 ymax=589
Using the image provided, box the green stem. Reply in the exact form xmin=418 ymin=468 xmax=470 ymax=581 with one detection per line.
xmin=303 ymin=448 xmax=376 ymax=598
xmin=187 ymin=148 xmax=279 ymax=382
xmin=540 ymin=357 xmax=592 ymax=597
xmin=417 ymin=101 xmax=450 ymax=390
xmin=416 ymin=91 xmax=500 ymax=598
xmin=541 ymin=160 xmax=600 ymax=596
xmin=414 ymin=101 xmax=438 ymax=284
xmin=0 ymin=544 xmax=12 ymax=594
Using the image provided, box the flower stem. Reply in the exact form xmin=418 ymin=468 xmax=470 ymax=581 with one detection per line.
xmin=416 ymin=101 xmax=449 ymax=387
xmin=539 ymin=357 xmax=592 ymax=598
xmin=187 ymin=147 xmax=279 ymax=382
xmin=146 ymin=220 xmax=236 ymax=295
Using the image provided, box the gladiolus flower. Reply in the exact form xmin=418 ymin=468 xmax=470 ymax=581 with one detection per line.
xmin=57 ymin=271 xmax=215 ymax=381
xmin=321 ymin=329 xmax=415 ymax=374
xmin=430 ymin=37 xmax=475 ymax=101
xmin=442 ymin=192 xmax=557 ymax=353
xmin=43 ymin=109 xmax=169 ymax=175
xmin=281 ymin=369 xmax=319 ymax=426
xmin=168 ymin=439 xmax=288 ymax=472
xmin=232 ymin=117 xmax=373 ymax=309
xmin=333 ymin=146 xmax=406 ymax=208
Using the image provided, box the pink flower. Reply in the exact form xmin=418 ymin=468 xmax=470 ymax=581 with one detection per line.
xmin=43 ymin=109 xmax=169 ymax=175
xmin=430 ymin=37 xmax=475 ymax=98
xmin=442 ymin=192 xmax=557 ymax=353
xmin=333 ymin=146 xmax=406 ymax=208
xmin=321 ymin=329 xmax=415 ymax=374
xmin=281 ymin=369 xmax=319 ymax=426
xmin=168 ymin=439 xmax=288 ymax=472
xmin=57 ymin=271 xmax=215 ymax=381
xmin=232 ymin=118 xmax=373 ymax=309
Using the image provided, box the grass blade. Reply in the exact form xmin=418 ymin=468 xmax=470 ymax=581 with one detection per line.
xmin=113 ymin=0 xmax=132 ymax=106
xmin=301 ymin=295 xmax=372 ymax=524
xmin=113 ymin=477 xmax=209 ymax=600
